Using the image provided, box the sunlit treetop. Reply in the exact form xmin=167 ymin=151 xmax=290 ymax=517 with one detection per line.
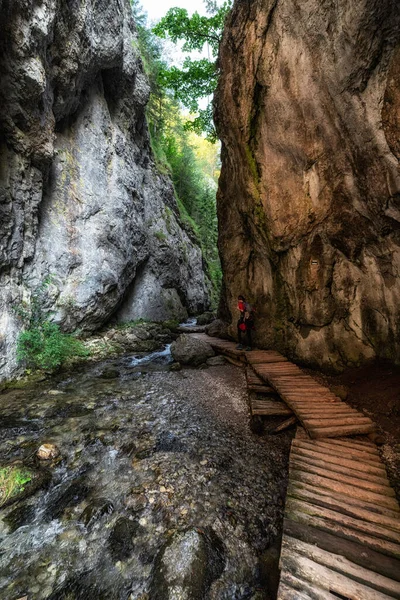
xmin=152 ymin=1 xmax=232 ymax=141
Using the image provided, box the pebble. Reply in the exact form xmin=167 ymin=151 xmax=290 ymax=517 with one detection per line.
xmin=37 ymin=443 xmax=60 ymax=460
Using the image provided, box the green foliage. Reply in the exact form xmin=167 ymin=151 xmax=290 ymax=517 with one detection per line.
xmin=17 ymin=322 xmax=89 ymax=371
xmin=131 ymin=2 xmax=223 ymax=307
xmin=154 ymin=230 xmax=168 ymax=241
xmin=115 ymin=318 xmax=152 ymax=330
xmin=15 ymin=279 xmax=89 ymax=371
xmin=152 ymin=2 xmax=232 ymax=139
xmin=0 ymin=466 xmax=32 ymax=506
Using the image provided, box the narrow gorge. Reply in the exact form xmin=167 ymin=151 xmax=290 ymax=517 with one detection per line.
xmin=0 ymin=0 xmax=400 ymax=599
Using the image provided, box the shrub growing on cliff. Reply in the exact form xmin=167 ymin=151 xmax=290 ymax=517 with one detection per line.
xmin=17 ymin=321 xmax=88 ymax=371
xmin=15 ymin=278 xmax=89 ymax=371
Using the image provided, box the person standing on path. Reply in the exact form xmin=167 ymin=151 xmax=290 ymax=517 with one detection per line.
xmin=236 ymin=295 xmax=255 ymax=351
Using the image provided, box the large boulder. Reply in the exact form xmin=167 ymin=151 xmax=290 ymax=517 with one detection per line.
xmin=170 ymin=334 xmax=215 ymax=366
xmin=205 ymin=319 xmax=231 ymax=340
xmin=150 ymin=528 xmax=225 ymax=600
xmin=196 ymin=311 xmax=216 ymax=326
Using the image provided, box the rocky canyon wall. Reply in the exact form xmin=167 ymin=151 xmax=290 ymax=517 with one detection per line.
xmin=215 ymin=0 xmax=400 ymax=370
xmin=0 ymin=0 xmax=210 ymax=380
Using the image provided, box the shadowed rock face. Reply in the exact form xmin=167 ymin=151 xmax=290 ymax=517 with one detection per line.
xmin=0 ymin=0 xmax=210 ymax=380
xmin=215 ymin=0 xmax=400 ymax=371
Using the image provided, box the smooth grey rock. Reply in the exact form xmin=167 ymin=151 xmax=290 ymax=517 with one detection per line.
xmin=0 ymin=0 xmax=210 ymax=382
xmin=150 ymin=528 xmax=225 ymax=600
xmin=170 ymin=334 xmax=215 ymax=366
xmin=205 ymin=320 xmax=230 ymax=340
xmin=196 ymin=312 xmax=216 ymax=326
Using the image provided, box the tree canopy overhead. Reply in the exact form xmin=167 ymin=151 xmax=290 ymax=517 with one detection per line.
xmin=152 ymin=1 xmax=232 ymax=141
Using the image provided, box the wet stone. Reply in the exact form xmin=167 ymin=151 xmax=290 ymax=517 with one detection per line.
xmin=150 ymin=527 xmax=225 ymax=600
xmin=134 ymin=447 xmax=153 ymax=460
xmin=118 ymin=441 xmax=136 ymax=456
xmin=79 ymin=498 xmax=114 ymax=528
xmin=108 ymin=516 xmax=139 ymax=560
xmin=100 ymin=368 xmax=120 ymax=380
xmin=169 ymin=362 xmax=182 ymax=372
xmin=37 ymin=443 xmax=60 ymax=460
xmin=4 ymin=503 xmax=36 ymax=532
xmin=44 ymin=403 xmax=92 ymax=419
xmin=155 ymin=431 xmax=186 ymax=453
xmin=43 ymin=477 xmax=91 ymax=522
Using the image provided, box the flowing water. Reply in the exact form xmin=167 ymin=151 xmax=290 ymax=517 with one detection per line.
xmin=0 ymin=345 xmax=291 ymax=600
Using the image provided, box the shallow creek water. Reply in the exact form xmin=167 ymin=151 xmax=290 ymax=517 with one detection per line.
xmin=0 ymin=346 xmax=291 ymax=599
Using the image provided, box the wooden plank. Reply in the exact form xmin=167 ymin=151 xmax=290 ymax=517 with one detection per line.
xmin=290 ymin=460 xmax=395 ymax=495
xmin=288 ymin=481 xmax=400 ymax=520
xmin=293 ymin=440 xmax=383 ymax=465
xmin=281 ymin=537 xmax=400 ymax=598
xmin=286 ymin=497 xmax=400 ymax=544
xmin=309 ymin=423 xmax=376 ymax=438
xmin=290 ymin=452 xmax=389 ymax=485
xmin=286 ymin=505 xmax=400 ymax=558
xmin=287 ymin=483 xmax=400 ymax=532
xmin=248 ymin=384 xmax=276 ymax=393
xmin=284 ymin=519 xmax=400 ymax=582
xmin=296 ymin=410 xmax=362 ymax=419
xmin=318 ymin=438 xmax=379 ymax=456
xmin=278 ymin=576 xmax=336 ymax=599
xmin=272 ymin=416 xmax=298 ymax=433
xmin=291 ymin=446 xmax=387 ymax=477
xmin=224 ymin=355 xmax=244 ymax=367
xmin=280 ymin=395 xmax=340 ymax=404
xmin=280 ymin=550 xmax=394 ymax=599
xmin=289 ymin=470 xmax=400 ymax=511
xmin=306 ymin=416 xmax=374 ymax=427
xmin=292 ymin=405 xmax=358 ymax=413
xmin=251 ymin=401 xmax=293 ymax=416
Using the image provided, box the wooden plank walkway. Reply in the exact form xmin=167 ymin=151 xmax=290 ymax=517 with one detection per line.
xmin=189 ymin=334 xmax=400 ymax=597
xmin=191 ymin=333 xmax=376 ymax=439
xmin=278 ymin=429 xmax=400 ymax=599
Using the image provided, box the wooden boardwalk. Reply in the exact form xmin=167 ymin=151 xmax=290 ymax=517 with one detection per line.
xmin=191 ymin=333 xmax=376 ymax=439
xmin=279 ymin=429 xmax=400 ymax=599
xmin=189 ymin=333 xmax=400 ymax=598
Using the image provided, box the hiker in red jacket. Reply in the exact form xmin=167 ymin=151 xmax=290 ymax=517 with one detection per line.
xmin=236 ymin=295 xmax=255 ymax=351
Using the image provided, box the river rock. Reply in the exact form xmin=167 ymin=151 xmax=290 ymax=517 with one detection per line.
xmin=215 ymin=0 xmax=400 ymax=371
xmin=170 ymin=334 xmax=215 ymax=366
xmin=37 ymin=443 xmax=60 ymax=460
xmin=169 ymin=362 xmax=182 ymax=372
xmin=0 ymin=0 xmax=210 ymax=383
xmin=80 ymin=498 xmax=114 ymax=528
xmin=108 ymin=516 xmax=139 ymax=560
xmin=196 ymin=312 xmax=216 ymax=326
xmin=205 ymin=320 xmax=230 ymax=340
xmin=99 ymin=368 xmax=120 ymax=380
xmin=149 ymin=528 xmax=225 ymax=600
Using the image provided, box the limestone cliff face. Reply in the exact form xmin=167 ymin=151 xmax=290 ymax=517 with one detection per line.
xmin=215 ymin=0 xmax=400 ymax=370
xmin=0 ymin=0 xmax=210 ymax=380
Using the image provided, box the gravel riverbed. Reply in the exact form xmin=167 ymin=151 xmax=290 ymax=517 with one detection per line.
xmin=0 ymin=350 xmax=292 ymax=599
